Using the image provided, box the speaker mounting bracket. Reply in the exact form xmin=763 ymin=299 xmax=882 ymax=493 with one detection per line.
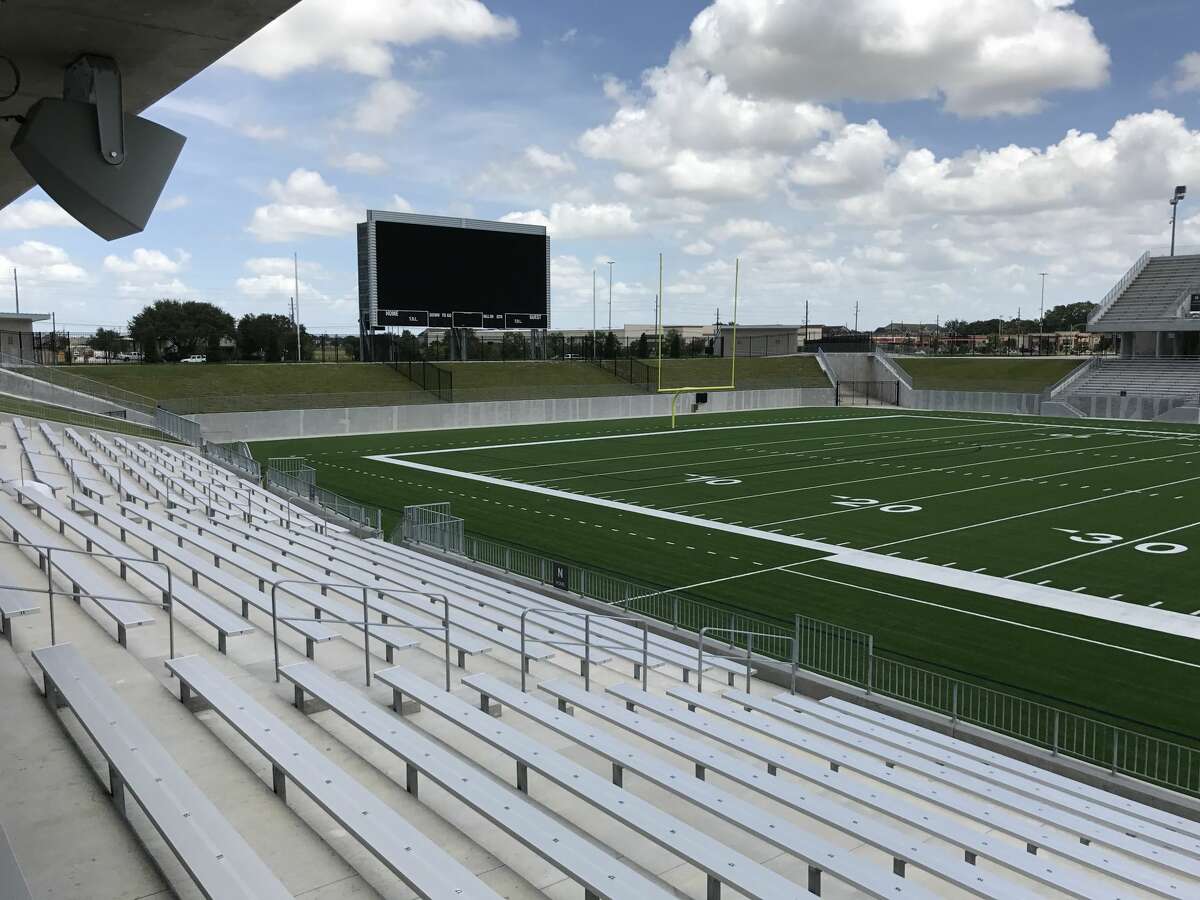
xmin=63 ymin=54 xmax=124 ymax=165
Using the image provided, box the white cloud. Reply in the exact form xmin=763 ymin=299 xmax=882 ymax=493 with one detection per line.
xmin=391 ymin=194 xmax=415 ymax=213
xmin=241 ymin=123 xmax=288 ymax=141
xmin=1168 ymin=52 xmax=1200 ymax=94
xmin=224 ymin=0 xmax=518 ymax=78
xmin=0 ymin=241 xmax=86 ymax=284
xmin=0 ymin=200 xmax=80 ymax=230
xmin=246 ymin=169 xmax=359 ymax=242
xmin=711 ymin=218 xmax=782 ymax=242
xmin=840 ymin=110 xmax=1200 ymax=223
xmin=788 ymin=120 xmax=898 ymax=190
xmin=500 ymin=202 xmax=639 ymax=239
xmin=524 ymin=145 xmax=575 ymax=175
xmin=680 ymin=0 xmax=1109 ymax=117
xmin=333 ymin=151 xmax=390 ymax=174
xmin=683 ymin=239 xmax=714 ymax=256
xmin=103 ymin=248 xmax=186 ymax=275
xmin=350 ymin=79 xmax=419 ymax=133
xmin=243 ymin=257 xmax=323 ymax=276
xmin=236 ymin=258 xmax=327 ymax=302
xmin=158 ymin=195 xmax=190 ymax=212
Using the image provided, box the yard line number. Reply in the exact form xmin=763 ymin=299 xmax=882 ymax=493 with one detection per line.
xmin=1053 ymin=528 xmax=1188 ymax=554
xmin=685 ymin=473 xmax=742 ymax=486
xmin=831 ymin=495 xmax=922 ymax=513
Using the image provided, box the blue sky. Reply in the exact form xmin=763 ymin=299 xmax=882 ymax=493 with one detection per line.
xmin=3 ymin=0 xmax=1200 ymax=335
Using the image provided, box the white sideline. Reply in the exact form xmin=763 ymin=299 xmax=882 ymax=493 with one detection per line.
xmin=365 ymin=453 xmax=1200 ymax=642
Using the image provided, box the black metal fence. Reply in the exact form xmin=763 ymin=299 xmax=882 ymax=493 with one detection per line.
xmin=393 ymin=359 xmax=454 ymax=401
xmin=835 ymin=380 xmax=900 ymax=406
xmin=590 ymin=356 xmax=655 ymax=391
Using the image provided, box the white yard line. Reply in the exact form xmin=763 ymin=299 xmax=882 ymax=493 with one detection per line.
xmin=865 ymin=471 xmax=1200 ymax=552
xmin=378 ymin=414 xmax=909 ymax=460
xmin=530 ymin=424 xmax=1033 ymax=487
xmin=782 ymin=569 xmax=1200 ymax=670
xmin=485 ymin=419 xmax=997 ymax=478
xmin=1006 ymin=520 xmax=1200 ymax=578
xmin=596 ymin=429 xmax=1064 ymax=498
xmin=365 ymin=452 xmax=1200 ymax=641
xmin=674 ymin=434 xmax=1178 ymax=516
xmin=748 ymin=437 xmax=1190 ymax=529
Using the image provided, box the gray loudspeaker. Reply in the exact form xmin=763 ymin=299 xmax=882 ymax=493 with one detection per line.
xmin=12 ymin=98 xmax=185 ymax=241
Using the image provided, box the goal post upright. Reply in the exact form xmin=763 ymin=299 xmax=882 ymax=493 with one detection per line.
xmin=657 ymin=254 xmax=740 ymax=428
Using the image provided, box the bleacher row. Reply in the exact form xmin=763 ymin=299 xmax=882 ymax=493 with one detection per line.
xmin=1090 ymin=254 xmax=1200 ymax=327
xmin=2 ymin=416 xmax=1199 ymax=899
xmin=1070 ymin=358 xmax=1200 ymax=398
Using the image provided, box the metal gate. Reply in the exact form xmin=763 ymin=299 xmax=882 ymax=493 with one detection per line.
xmin=399 ymin=502 xmax=465 ymax=554
xmin=834 ymin=380 xmax=900 ymax=407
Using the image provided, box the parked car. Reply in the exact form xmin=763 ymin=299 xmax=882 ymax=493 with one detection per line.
xmin=180 ymin=354 xmax=207 ymax=363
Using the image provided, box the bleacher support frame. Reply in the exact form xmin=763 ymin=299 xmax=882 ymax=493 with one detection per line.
xmin=519 ymin=607 xmax=649 ymax=693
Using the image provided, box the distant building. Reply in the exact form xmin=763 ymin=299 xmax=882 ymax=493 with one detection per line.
xmin=714 ymin=324 xmax=799 ymax=358
xmin=0 ymin=312 xmax=52 ymax=364
xmin=874 ymin=322 xmax=942 ymax=336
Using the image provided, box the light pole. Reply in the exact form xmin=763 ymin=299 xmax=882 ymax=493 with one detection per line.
xmin=606 ymin=260 xmax=615 ymax=337
xmin=591 ymin=269 xmax=596 ymax=360
xmin=1170 ymin=185 xmax=1187 ymax=256
xmin=1039 ymin=272 xmax=1047 ymax=355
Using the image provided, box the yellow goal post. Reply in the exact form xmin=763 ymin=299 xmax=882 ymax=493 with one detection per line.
xmin=657 ymin=254 xmax=739 ymax=427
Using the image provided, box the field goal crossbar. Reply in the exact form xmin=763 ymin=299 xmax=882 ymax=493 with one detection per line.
xmin=657 ymin=254 xmax=739 ymax=428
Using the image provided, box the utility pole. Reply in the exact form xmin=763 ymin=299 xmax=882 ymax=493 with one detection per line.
xmin=293 ymin=252 xmax=302 ymax=363
xmin=591 ymin=269 xmax=596 ymax=360
xmin=853 ymin=300 xmax=859 ymax=332
xmin=804 ymin=299 xmax=809 ymax=349
xmin=1039 ymin=271 xmax=1047 ymax=356
xmin=12 ymin=268 xmax=18 ymax=313
xmin=606 ymin=260 xmax=615 ymax=333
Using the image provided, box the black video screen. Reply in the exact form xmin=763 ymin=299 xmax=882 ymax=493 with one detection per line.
xmin=375 ymin=221 xmax=547 ymax=318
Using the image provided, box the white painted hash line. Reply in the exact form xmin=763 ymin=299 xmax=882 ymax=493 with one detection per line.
xmin=365 ymin=414 xmax=1200 ymax=642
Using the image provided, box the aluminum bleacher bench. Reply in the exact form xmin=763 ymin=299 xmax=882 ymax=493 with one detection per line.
xmin=789 ymin=693 xmax=1200 ymax=862
xmin=672 ymin=685 xmax=1200 ymax=884
xmin=69 ymin=493 xmax=338 ymax=658
xmin=11 ymin=418 xmax=63 ymax=491
xmin=473 ymin=674 xmax=1049 ymax=899
xmin=36 ymin=423 xmax=113 ymax=501
xmin=109 ymin=436 xmax=209 ymax=507
xmin=150 ymin=509 xmax=424 ymax=661
xmin=253 ymin=520 xmax=655 ymax=676
xmin=16 ymin=487 xmax=253 ymax=654
xmin=279 ymin=661 xmax=677 ymax=900
xmin=63 ymin=428 xmax=155 ymax=508
xmin=365 ymin=535 xmax=748 ymax=683
xmin=0 ymin=587 xmax=38 ymax=643
xmin=602 ymin=683 xmax=1189 ymax=897
xmin=176 ymin=511 xmax=552 ymax=668
xmin=90 ymin=433 xmax=191 ymax=509
xmin=815 ymin=694 xmax=1200 ymax=851
xmin=378 ymin=667 xmax=813 ymax=900
xmin=166 ymin=654 xmax=503 ymax=900
xmin=34 ymin=644 xmax=292 ymax=900
xmin=0 ymin=494 xmax=153 ymax=646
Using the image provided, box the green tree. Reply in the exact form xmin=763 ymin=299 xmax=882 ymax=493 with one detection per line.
xmin=666 ymin=328 xmax=683 ymax=359
xmin=236 ymin=313 xmax=292 ymax=361
xmin=633 ymin=332 xmax=649 ymax=358
xmin=87 ymin=327 xmax=123 ymax=359
xmin=500 ymin=331 xmax=528 ymax=360
xmin=1043 ymin=301 xmax=1096 ymax=332
xmin=129 ymin=299 xmax=235 ymax=361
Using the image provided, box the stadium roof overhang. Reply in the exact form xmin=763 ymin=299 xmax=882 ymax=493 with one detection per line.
xmin=0 ymin=0 xmax=299 ymax=211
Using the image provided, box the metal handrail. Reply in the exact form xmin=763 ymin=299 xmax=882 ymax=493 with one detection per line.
xmin=0 ymin=535 xmax=175 ymax=658
xmin=519 ymin=607 xmax=649 ymax=694
xmin=1089 ymin=250 xmax=1150 ymax=324
xmin=697 ymin=626 xmax=797 ymax=696
xmin=268 ymin=578 xmax=452 ymax=690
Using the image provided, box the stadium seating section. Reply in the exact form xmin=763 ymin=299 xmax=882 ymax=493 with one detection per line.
xmin=1 ymin=415 xmax=1198 ymax=899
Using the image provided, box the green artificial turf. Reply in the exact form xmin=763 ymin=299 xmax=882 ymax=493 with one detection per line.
xmin=252 ymin=407 xmax=1200 ymax=776
xmin=899 ymin=357 xmax=1084 ymax=392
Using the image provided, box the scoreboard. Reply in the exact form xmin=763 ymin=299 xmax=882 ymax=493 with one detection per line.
xmin=357 ymin=210 xmax=549 ymax=331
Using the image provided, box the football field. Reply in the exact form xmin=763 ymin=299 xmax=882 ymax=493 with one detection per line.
xmin=253 ymin=407 xmax=1200 ymax=753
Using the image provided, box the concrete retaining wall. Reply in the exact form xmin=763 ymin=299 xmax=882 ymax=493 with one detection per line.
xmin=1068 ymin=393 xmax=1195 ymax=421
xmin=907 ymin=389 xmax=1043 ymax=415
xmin=191 ymin=386 xmax=837 ymax=441
xmin=0 ymin=368 xmax=155 ymax=424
